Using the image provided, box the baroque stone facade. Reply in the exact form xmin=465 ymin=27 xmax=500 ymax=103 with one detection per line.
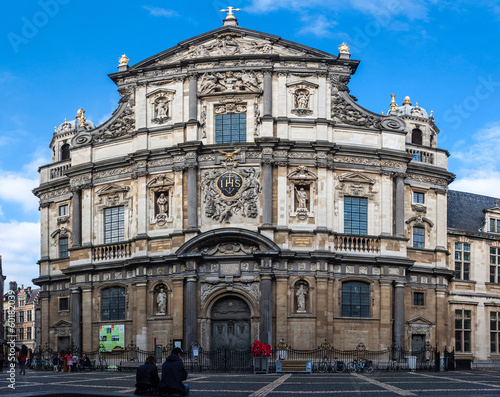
xmin=34 ymin=16 xmax=474 ymax=360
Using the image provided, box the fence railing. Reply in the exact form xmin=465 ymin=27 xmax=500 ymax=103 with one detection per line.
xmin=407 ymin=148 xmax=434 ymax=164
xmin=38 ymin=341 xmax=454 ymax=373
xmin=333 ymin=234 xmax=380 ymax=253
xmin=93 ymin=241 xmax=132 ymax=261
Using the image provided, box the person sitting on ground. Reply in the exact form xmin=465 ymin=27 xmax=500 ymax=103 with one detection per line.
xmin=134 ymin=355 xmax=160 ymax=396
xmin=158 ymin=347 xmax=189 ymax=396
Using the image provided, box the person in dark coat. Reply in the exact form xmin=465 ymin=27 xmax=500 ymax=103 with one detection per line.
xmin=135 ymin=355 xmax=160 ymax=396
xmin=158 ymin=347 xmax=189 ymax=396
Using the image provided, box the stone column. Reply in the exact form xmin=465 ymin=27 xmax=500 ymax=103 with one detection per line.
xmin=188 ymin=74 xmax=198 ymax=122
xmin=393 ymin=282 xmax=405 ymax=349
xmin=72 ymin=188 xmax=82 ymax=247
xmin=187 ymin=164 xmax=198 ymax=230
xmin=40 ymin=294 xmax=50 ymax=349
xmin=71 ymin=287 xmax=82 ymax=352
xmin=81 ymin=287 xmax=92 ymax=351
xmin=263 ymin=71 xmax=272 ymax=116
xmin=260 ymin=274 xmax=273 ymax=345
xmin=394 ymin=173 xmax=405 ymax=237
xmin=185 ymin=275 xmax=198 ymax=350
xmin=262 ymin=158 xmax=273 ymax=226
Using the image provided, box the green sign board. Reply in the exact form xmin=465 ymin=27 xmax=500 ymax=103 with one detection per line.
xmin=99 ymin=324 xmax=124 ymax=351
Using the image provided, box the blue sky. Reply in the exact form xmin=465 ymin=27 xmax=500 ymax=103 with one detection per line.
xmin=1 ymin=0 xmax=500 ymax=288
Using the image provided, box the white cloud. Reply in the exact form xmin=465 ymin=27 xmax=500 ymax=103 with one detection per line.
xmin=450 ymin=121 xmax=500 ymax=197
xmin=0 ymin=221 xmax=40 ymax=289
xmin=297 ymin=15 xmax=337 ymax=38
xmin=143 ymin=6 xmax=178 ymax=17
xmin=0 ymin=172 xmax=39 ymax=213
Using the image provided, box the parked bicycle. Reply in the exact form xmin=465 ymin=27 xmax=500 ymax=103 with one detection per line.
xmin=317 ymin=357 xmax=345 ymax=373
xmin=347 ymin=358 xmax=373 ymax=373
xmin=386 ymin=359 xmax=401 ymax=372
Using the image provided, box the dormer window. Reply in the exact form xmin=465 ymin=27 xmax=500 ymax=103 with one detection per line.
xmin=490 ymin=219 xmax=500 ymax=233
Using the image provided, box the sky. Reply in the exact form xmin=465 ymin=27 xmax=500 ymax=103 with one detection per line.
xmin=1 ymin=0 xmax=500 ymax=288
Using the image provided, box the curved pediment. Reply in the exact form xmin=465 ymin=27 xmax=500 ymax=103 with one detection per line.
xmin=127 ymin=26 xmax=346 ymax=71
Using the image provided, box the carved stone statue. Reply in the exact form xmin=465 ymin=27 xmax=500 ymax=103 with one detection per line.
xmin=156 ymin=100 xmax=168 ymax=118
xmin=296 ymin=284 xmax=307 ymax=312
xmin=157 ymin=193 xmax=168 ymax=214
xmin=157 ymin=288 xmax=166 ymax=314
xmin=295 ymin=187 xmax=308 ymax=209
xmin=295 ymin=90 xmax=309 ymax=109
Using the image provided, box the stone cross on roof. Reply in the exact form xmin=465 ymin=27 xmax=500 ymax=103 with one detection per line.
xmin=220 ymin=6 xmax=241 ymax=20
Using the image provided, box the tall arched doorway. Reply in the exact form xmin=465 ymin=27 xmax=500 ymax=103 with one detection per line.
xmin=211 ymin=295 xmax=251 ymax=351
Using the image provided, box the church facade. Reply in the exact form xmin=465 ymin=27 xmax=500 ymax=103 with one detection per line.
xmin=34 ymin=14 xmax=457 ymax=357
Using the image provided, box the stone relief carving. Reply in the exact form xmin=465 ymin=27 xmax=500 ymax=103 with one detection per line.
xmin=336 ymin=171 xmax=377 ymax=200
xmin=406 ymin=174 xmax=448 ymax=186
xmin=57 ymin=215 xmax=70 ymax=225
xmin=200 ymin=105 xmax=207 ymax=138
xmin=254 ymin=102 xmax=260 ymax=136
xmin=95 ymin=183 xmax=131 ymax=208
xmin=148 ymin=89 xmax=175 ymax=125
xmin=95 ymin=167 xmax=134 ymax=179
xmin=412 ymin=204 xmax=427 ymax=214
xmin=288 ymin=166 xmax=317 ymax=221
xmin=197 ymin=242 xmax=258 ymax=256
xmin=50 ymin=226 xmax=72 ymax=245
xmin=335 ymin=156 xmax=380 ymax=166
xmin=201 ymin=160 xmax=261 ymax=224
xmin=199 ymin=70 xmax=261 ymax=95
xmin=37 ymin=187 xmax=71 ymax=201
xmin=215 ymin=102 xmax=247 ymax=115
xmin=147 ymin=174 xmax=175 ymax=226
xmin=288 ymin=81 xmax=317 ymax=116
xmin=148 ymin=158 xmax=174 ymax=167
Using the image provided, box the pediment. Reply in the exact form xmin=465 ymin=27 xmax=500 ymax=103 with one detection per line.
xmin=96 ymin=183 xmax=130 ymax=197
xmin=129 ymin=26 xmax=338 ymax=70
xmin=338 ymin=171 xmax=376 ymax=185
xmin=287 ymin=166 xmax=317 ymax=181
xmin=51 ymin=320 xmax=71 ymax=328
xmin=407 ymin=315 xmax=434 ymax=326
xmin=147 ymin=174 xmax=175 ymax=188
xmin=484 ymin=202 xmax=500 ymax=215
xmin=286 ymin=80 xmax=319 ymax=89
xmin=146 ymin=88 xmax=176 ymax=99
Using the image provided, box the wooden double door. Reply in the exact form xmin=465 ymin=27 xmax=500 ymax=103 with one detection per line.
xmin=211 ymin=296 xmax=251 ymax=351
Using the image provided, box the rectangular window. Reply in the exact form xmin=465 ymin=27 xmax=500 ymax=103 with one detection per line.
xmin=413 ymin=192 xmax=425 ymax=204
xmin=102 ymin=287 xmax=126 ymax=321
xmin=413 ymin=292 xmax=424 ymax=306
xmin=59 ymin=204 xmax=69 ymax=216
xmin=19 ymin=328 xmax=23 ymax=340
xmin=59 ymin=237 xmax=69 ymax=258
xmin=59 ymin=297 xmax=69 ymax=311
xmin=27 ymin=310 xmax=32 ymax=322
xmin=491 ymin=312 xmax=500 ymax=353
xmin=104 ymin=206 xmax=125 ymax=243
xmin=413 ymin=227 xmax=425 ymax=248
xmin=455 ymin=309 xmax=472 ymax=352
xmin=19 ymin=311 xmax=24 ymax=323
xmin=344 ymin=197 xmax=368 ymax=235
xmin=19 ymin=297 xmax=25 ymax=306
xmin=490 ymin=219 xmax=500 ymax=233
xmin=455 ymin=242 xmax=471 ymax=281
xmin=491 ymin=248 xmax=500 ymax=283
xmin=341 ymin=282 xmax=370 ymax=318
xmin=215 ymin=113 xmax=247 ymax=144
xmin=26 ymin=327 xmax=32 ymax=340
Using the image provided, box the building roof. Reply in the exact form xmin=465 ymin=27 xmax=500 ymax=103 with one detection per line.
xmin=448 ymin=190 xmax=500 ymax=232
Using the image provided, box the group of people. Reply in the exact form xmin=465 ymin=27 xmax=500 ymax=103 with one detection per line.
xmin=135 ymin=347 xmax=189 ymax=396
xmin=52 ymin=352 xmax=91 ymax=372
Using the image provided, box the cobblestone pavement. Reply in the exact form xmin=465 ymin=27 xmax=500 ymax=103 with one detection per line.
xmin=2 ymin=369 xmax=500 ymax=396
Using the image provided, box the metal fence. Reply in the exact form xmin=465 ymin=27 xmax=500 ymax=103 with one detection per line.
xmin=36 ymin=341 xmax=454 ymax=373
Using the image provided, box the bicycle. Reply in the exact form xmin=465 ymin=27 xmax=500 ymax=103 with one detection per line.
xmin=386 ymin=359 xmax=401 ymax=372
xmin=317 ymin=357 xmax=345 ymax=373
xmin=98 ymin=357 xmax=108 ymax=371
xmin=347 ymin=358 xmax=373 ymax=373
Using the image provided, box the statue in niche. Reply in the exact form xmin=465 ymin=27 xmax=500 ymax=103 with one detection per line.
xmin=157 ymin=101 xmax=168 ymax=117
xmin=157 ymin=193 xmax=168 ymax=214
xmin=295 ymin=186 xmax=308 ymax=209
xmin=296 ymin=284 xmax=308 ymax=312
xmin=295 ymin=89 xmax=310 ymax=109
xmin=157 ymin=287 xmax=166 ymax=314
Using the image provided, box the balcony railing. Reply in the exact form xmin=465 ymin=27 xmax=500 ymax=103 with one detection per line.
xmin=406 ymin=148 xmax=434 ymax=164
xmin=333 ymin=234 xmax=380 ymax=253
xmin=93 ymin=241 xmax=132 ymax=261
xmin=49 ymin=161 xmax=71 ymax=180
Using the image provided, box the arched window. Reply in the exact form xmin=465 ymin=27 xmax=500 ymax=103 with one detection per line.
xmin=101 ymin=287 xmax=125 ymax=321
xmin=342 ymin=281 xmax=370 ymax=317
xmin=61 ymin=144 xmax=70 ymax=160
xmin=411 ymin=128 xmax=422 ymax=145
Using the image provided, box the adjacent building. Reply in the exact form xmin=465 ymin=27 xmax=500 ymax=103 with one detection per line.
xmin=32 ymin=14 xmax=497 ymax=366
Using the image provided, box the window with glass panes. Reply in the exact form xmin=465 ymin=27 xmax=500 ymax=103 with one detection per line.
xmin=19 ymin=311 xmax=24 ymax=323
xmin=59 ymin=204 xmax=68 ymax=216
xmin=215 ymin=113 xmax=247 ymax=144
xmin=27 ymin=327 xmax=32 ymax=340
xmin=344 ymin=197 xmax=367 ymax=235
xmin=413 ymin=192 xmax=425 ymax=204
xmin=27 ymin=310 xmax=32 ymax=322
xmin=455 ymin=309 xmax=471 ymax=352
xmin=490 ymin=219 xmax=500 ymax=233
xmin=59 ymin=237 xmax=69 ymax=258
xmin=341 ymin=281 xmax=370 ymax=317
xmin=491 ymin=247 xmax=500 ymax=283
xmin=455 ymin=242 xmax=471 ymax=281
xmin=59 ymin=297 xmax=69 ymax=311
xmin=101 ymin=287 xmax=126 ymax=321
xmin=491 ymin=312 xmax=500 ymax=353
xmin=19 ymin=328 xmax=23 ymax=340
xmin=413 ymin=226 xmax=425 ymax=248
xmin=413 ymin=292 xmax=424 ymax=306
xmin=104 ymin=206 xmax=124 ymax=243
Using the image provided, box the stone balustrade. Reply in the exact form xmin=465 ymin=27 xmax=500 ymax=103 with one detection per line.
xmin=333 ymin=234 xmax=380 ymax=253
xmin=48 ymin=160 xmax=71 ymax=180
xmin=406 ymin=148 xmax=434 ymax=164
xmin=93 ymin=241 xmax=132 ymax=261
